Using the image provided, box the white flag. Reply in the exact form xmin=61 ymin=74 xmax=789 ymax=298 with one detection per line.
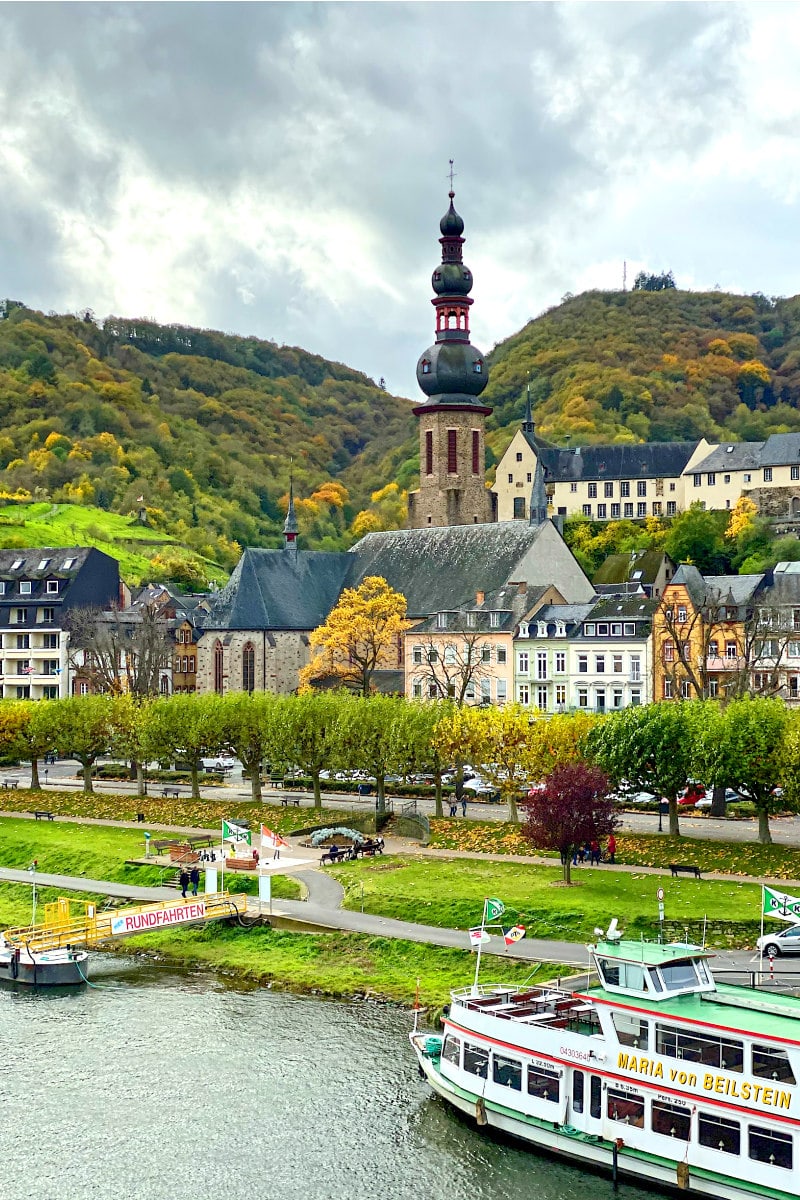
xmin=469 ymin=928 xmax=491 ymax=946
xmin=261 ymin=824 xmax=288 ymax=851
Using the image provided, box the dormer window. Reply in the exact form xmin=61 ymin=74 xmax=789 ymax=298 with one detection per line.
xmin=489 ymin=611 xmax=500 ymax=628
xmin=37 ymin=558 xmax=50 ymax=570
xmin=63 ymin=557 xmax=76 ymax=569
xmin=518 ymin=622 xmax=529 ymax=639
xmin=472 ymin=360 xmax=483 ymax=374
xmin=584 ymin=623 xmax=596 ymax=636
xmin=537 ymin=622 xmax=547 ymax=638
xmin=421 ymin=360 xmax=431 ymax=375
xmin=11 ymin=559 xmax=23 ymax=570
xmin=437 ymin=612 xmax=448 ymax=629
xmin=433 ymin=272 xmax=442 ymax=282
xmin=46 ymin=580 xmax=59 ymax=595
xmin=555 ymin=621 xmax=566 ymax=637
xmin=19 ymin=581 xmax=31 ymax=595
xmin=466 ymin=611 xmax=476 ymax=627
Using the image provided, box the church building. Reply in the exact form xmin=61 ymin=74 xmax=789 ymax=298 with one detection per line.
xmin=194 ymin=189 xmax=594 ymax=698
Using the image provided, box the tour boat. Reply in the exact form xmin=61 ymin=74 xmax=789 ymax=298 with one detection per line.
xmin=0 ymin=938 xmax=88 ymax=986
xmin=411 ymin=933 xmax=800 ymax=1199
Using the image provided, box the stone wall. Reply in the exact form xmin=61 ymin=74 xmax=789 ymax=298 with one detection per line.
xmin=195 ymin=629 xmax=311 ymax=695
xmin=745 ymin=485 xmax=800 ymax=523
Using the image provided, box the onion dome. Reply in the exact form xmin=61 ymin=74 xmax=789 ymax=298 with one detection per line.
xmin=440 ymin=194 xmax=465 ymax=236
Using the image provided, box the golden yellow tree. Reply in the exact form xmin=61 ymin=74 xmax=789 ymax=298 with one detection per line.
xmin=299 ymin=576 xmax=410 ymax=695
xmin=725 ymin=494 xmax=758 ymax=542
xmin=526 ymin=711 xmax=600 ymax=782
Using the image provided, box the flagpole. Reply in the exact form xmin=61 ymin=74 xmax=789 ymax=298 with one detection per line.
xmin=221 ymin=820 xmax=225 ymax=894
xmin=472 ymin=898 xmax=488 ymax=994
xmin=760 ymin=884 xmax=765 ymax=982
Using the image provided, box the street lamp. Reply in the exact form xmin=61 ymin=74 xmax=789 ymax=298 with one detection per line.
xmin=658 ymin=801 xmax=665 ymax=834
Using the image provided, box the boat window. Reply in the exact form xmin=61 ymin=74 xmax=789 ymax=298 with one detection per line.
xmin=648 ymin=967 xmax=664 ymax=993
xmin=442 ymin=1036 xmax=461 ymax=1067
xmin=660 ymin=961 xmax=699 ymax=991
xmin=748 ymin=1125 xmax=793 ymax=1170
xmin=527 ymin=1066 xmax=560 ymax=1102
xmin=463 ymin=1043 xmax=488 ymax=1079
xmin=492 ymin=1054 xmax=522 ymax=1091
xmin=655 ymin=1023 xmax=743 ymax=1072
xmin=652 ymin=1099 xmax=691 ymax=1140
xmin=573 ymin=1071 xmax=584 ymax=1114
xmin=598 ymin=959 xmax=646 ymax=990
xmin=612 ymin=1012 xmax=649 ymax=1049
xmin=699 ymin=1112 xmax=740 ymax=1156
xmin=752 ymin=1043 xmax=796 ymax=1084
xmin=607 ymin=1087 xmax=644 ymax=1127
xmin=590 ymin=1075 xmax=602 ymax=1119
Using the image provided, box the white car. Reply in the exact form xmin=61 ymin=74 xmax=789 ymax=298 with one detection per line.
xmin=694 ymin=788 xmax=741 ymax=809
xmin=201 ymin=756 xmax=236 ymax=771
xmin=757 ymin=926 xmax=800 ymax=957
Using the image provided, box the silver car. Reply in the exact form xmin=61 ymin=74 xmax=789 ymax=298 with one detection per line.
xmin=756 ymin=925 xmax=800 ymax=957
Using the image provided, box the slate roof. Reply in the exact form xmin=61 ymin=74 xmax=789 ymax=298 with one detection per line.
xmin=691 ymin=442 xmax=762 ymax=473
xmin=669 ymin=566 xmax=764 ymax=613
xmin=0 ymin=547 xmax=91 ymax=579
xmin=523 ymin=602 xmax=596 ymax=636
xmin=588 ymin=594 xmax=659 ymax=622
xmin=202 ymin=548 xmax=353 ymax=631
xmin=761 ymin=433 xmax=800 ymax=467
xmin=537 ymin=441 xmax=697 ymax=483
xmin=348 ymin=521 xmax=581 ymax=617
xmin=593 ymin=550 xmax=668 ymax=588
xmin=412 ymin=583 xmax=549 ymax=634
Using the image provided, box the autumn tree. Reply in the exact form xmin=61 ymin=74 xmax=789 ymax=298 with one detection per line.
xmin=388 ymin=699 xmax=449 ymax=818
xmin=334 ymin=694 xmax=403 ymax=813
xmin=696 ymin=698 xmax=790 ymax=845
xmin=0 ymin=700 xmax=58 ymax=790
xmin=523 ymin=762 xmax=616 ymax=884
xmin=47 ymin=694 xmax=118 ymax=793
xmin=142 ymin=693 xmax=224 ymax=799
xmin=525 ymin=711 xmax=599 ymax=783
xmin=217 ymin=692 xmax=282 ymax=803
xmin=300 ymin=576 xmax=410 ymax=695
xmin=587 ymin=702 xmax=699 ymax=837
xmin=278 ymin=691 xmax=345 ymax=809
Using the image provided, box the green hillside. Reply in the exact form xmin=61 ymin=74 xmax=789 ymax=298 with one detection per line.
xmin=483 ymin=288 xmax=800 ymax=468
xmin=0 ymin=501 xmax=228 ymax=588
xmin=0 ymin=304 xmax=415 ymax=558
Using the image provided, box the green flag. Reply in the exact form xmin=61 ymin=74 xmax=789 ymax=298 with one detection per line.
xmin=763 ymin=885 xmax=800 ymax=922
xmin=222 ymin=819 xmax=251 ymax=845
xmin=486 ymin=897 xmax=505 ymax=921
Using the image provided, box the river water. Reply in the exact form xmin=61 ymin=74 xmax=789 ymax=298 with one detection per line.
xmin=1 ymin=957 xmax=655 ymax=1200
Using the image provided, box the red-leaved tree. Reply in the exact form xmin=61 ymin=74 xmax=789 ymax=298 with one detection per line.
xmin=522 ymin=762 xmax=617 ymax=885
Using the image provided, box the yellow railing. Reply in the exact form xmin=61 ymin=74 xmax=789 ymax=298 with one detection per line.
xmin=3 ymin=892 xmax=248 ymax=954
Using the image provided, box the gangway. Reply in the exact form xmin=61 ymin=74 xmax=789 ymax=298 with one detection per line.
xmin=2 ymin=892 xmax=248 ymax=954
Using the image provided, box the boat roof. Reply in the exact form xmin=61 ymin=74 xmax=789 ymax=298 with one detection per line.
xmin=591 ymin=939 xmax=714 ymax=966
xmin=585 ymin=981 xmax=800 ymax=1043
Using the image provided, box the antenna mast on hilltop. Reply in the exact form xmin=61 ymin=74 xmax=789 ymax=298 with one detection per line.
xmin=623 ymin=261 xmax=627 ymax=292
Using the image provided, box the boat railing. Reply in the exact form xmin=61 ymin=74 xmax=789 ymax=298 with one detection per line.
xmin=451 ymin=984 xmax=597 ymax=1027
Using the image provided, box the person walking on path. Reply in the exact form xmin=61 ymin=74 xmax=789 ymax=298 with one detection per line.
xmin=179 ymin=868 xmax=190 ymax=899
xmin=590 ymin=839 xmax=601 ymax=866
xmin=607 ymin=834 xmax=616 ymax=864
xmin=189 ymin=866 xmax=200 ymax=897
xmin=460 ymin=796 xmax=467 ymax=817
xmin=449 ymin=798 xmax=458 ymax=817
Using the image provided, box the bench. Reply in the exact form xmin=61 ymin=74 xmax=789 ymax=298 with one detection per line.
xmin=185 ymin=834 xmax=214 ymax=848
xmin=669 ymin=862 xmax=702 ymax=879
xmin=354 ymin=838 xmax=384 ymax=858
xmin=280 ymin=795 xmax=300 ymax=807
xmin=161 ymin=786 xmax=182 ymax=799
xmin=3 ymin=779 xmax=20 ymax=790
xmin=32 ymin=809 xmax=54 ymax=821
xmin=153 ymin=838 xmax=182 ymax=853
xmin=320 ymin=848 xmax=352 ymax=865
xmin=269 ymin=775 xmax=284 ymax=789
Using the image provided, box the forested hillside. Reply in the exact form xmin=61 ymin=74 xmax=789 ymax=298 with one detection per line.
xmin=0 ymin=305 xmax=414 ymax=561
xmin=483 ymin=288 xmax=800 ymax=466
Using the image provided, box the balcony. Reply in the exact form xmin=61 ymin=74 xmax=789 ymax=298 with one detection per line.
xmin=706 ymin=655 xmax=745 ymax=672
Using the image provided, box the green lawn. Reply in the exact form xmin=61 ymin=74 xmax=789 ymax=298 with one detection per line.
xmin=0 ymin=501 xmax=227 ymax=585
xmin=121 ymin=922 xmax=553 ymax=1011
xmin=330 ymin=855 xmax=763 ymax=946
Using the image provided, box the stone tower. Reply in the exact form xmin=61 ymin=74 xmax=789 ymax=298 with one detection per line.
xmin=406 ymin=188 xmax=495 ymax=528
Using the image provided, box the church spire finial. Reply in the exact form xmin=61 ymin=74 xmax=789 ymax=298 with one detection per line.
xmin=523 ymin=376 xmax=534 ymax=434
xmin=283 ymin=469 xmax=299 ymax=549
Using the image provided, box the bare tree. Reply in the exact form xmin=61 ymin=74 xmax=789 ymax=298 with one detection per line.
xmin=66 ymin=604 xmax=172 ymax=698
xmin=412 ymin=632 xmax=495 ymax=706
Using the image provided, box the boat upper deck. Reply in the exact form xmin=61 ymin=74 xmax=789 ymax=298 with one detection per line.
xmin=582 ymin=981 xmax=800 ymax=1044
xmin=450 ymin=983 xmax=599 ymax=1031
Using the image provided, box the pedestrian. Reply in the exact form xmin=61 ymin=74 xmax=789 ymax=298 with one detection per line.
xmin=449 ymin=798 xmax=458 ymax=817
xmin=607 ymin=834 xmax=617 ymax=864
xmin=179 ymin=868 xmax=190 ymax=899
xmin=273 ymin=840 xmax=280 ymax=861
xmin=590 ymin=839 xmax=601 ymax=866
xmin=583 ymin=840 xmax=592 ymax=865
xmin=253 ymin=848 xmax=260 ymax=865
xmin=460 ymin=796 xmax=467 ymax=817
xmin=189 ymin=866 xmax=200 ymax=897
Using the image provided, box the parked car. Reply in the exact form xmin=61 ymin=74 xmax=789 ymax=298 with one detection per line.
xmin=200 ymin=755 xmax=237 ymax=771
xmin=695 ymin=788 xmax=741 ymax=809
xmin=462 ymin=777 xmax=498 ymax=799
xmin=756 ymin=925 xmax=800 ymax=957
xmin=610 ymin=788 xmax=657 ymax=805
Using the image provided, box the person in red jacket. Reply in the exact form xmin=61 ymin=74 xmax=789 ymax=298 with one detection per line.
xmin=607 ymin=834 xmax=617 ymax=864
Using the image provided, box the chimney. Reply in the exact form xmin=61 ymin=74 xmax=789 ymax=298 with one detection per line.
xmin=476 ymin=590 xmax=485 ymax=605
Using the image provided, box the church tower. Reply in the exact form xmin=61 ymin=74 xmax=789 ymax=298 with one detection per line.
xmin=406 ymin=185 xmax=495 ymax=528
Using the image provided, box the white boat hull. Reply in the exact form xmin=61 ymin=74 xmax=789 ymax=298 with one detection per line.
xmin=0 ymin=947 xmax=88 ymax=987
xmin=411 ymin=1034 xmax=791 ymax=1200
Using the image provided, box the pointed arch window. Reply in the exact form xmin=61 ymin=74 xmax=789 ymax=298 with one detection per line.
xmin=447 ymin=429 xmax=458 ymax=474
xmin=214 ymin=640 xmax=224 ymax=694
xmin=425 ymin=430 xmax=434 ymax=476
xmin=472 ymin=429 xmax=480 ymax=475
xmin=242 ymin=643 xmax=255 ymax=693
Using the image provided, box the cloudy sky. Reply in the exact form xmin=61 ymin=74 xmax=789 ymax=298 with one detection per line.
xmin=2 ymin=1 xmax=800 ymax=398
